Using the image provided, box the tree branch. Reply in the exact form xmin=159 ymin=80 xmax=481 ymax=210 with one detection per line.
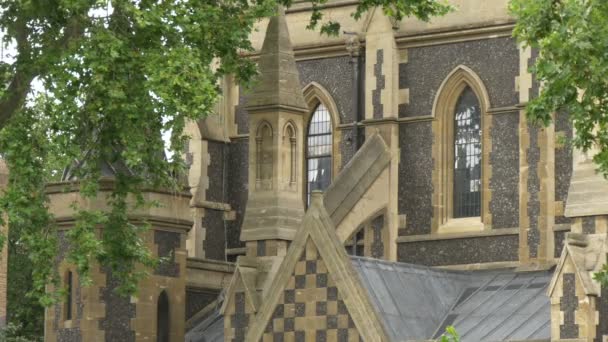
xmin=0 ymin=16 xmax=85 ymax=130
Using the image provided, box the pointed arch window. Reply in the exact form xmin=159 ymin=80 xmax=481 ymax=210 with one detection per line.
xmin=157 ymin=291 xmax=170 ymax=342
xmin=453 ymin=87 xmax=482 ymax=218
xmin=306 ymin=104 xmax=332 ymax=205
xmin=432 ymin=66 xmax=490 ymax=232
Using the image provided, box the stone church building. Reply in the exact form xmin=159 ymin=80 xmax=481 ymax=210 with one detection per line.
xmin=44 ymin=0 xmax=608 ymax=341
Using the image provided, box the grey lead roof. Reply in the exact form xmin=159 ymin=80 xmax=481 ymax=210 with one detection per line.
xmin=351 ymin=257 xmax=551 ymax=342
xmin=185 ymin=309 xmax=224 ymax=342
xmin=188 ymin=258 xmax=552 ymax=342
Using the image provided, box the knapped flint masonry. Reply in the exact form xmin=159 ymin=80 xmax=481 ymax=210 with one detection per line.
xmin=44 ymin=1 xmax=608 ymax=341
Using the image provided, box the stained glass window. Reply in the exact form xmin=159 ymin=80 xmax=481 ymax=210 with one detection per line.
xmin=306 ymin=104 xmax=332 ymax=205
xmin=453 ymin=87 xmax=482 ymax=218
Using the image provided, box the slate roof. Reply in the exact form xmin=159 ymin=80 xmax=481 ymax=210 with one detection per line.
xmin=352 ymin=257 xmax=552 ymax=342
xmin=185 ymin=309 xmax=224 ymax=342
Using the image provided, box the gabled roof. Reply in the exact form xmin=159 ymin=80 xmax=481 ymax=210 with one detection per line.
xmin=246 ymin=192 xmax=389 ymax=341
xmin=352 ymin=257 xmax=552 ymax=342
xmin=548 ymin=233 xmax=607 ymax=297
xmin=219 ymin=257 xmax=260 ymax=314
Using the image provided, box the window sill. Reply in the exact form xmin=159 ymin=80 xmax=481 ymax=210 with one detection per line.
xmin=395 ymin=227 xmax=519 ymax=243
xmin=437 ymin=217 xmax=484 ymax=234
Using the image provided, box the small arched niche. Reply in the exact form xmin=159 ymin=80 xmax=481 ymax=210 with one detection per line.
xmin=256 ymin=121 xmax=273 ymax=189
xmin=157 ymin=291 xmax=170 ymax=342
xmin=282 ymin=122 xmax=297 ymax=189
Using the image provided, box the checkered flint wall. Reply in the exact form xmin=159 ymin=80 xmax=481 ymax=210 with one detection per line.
xmin=261 ymin=238 xmax=363 ymax=342
xmin=225 ymin=291 xmax=254 ymax=342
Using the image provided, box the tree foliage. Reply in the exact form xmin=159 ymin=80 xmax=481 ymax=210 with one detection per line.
xmin=510 ymin=0 xmax=608 ymax=175
xmin=0 ymin=0 xmax=453 ymax=314
xmin=510 ymin=0 xmax=608 ymax=286
xmin=510 ymin=0 xmax=608 ymax=287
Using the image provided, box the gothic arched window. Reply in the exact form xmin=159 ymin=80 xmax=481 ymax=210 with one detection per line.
xmin=306 ymin=104 xmax=332 ymax=205
xmin=157 ymin=291 xmax=170 ymax=342
xmin=432 ymin=66 xmax=490 ymax=232
xmin=453 ymin=86 xmax=482 ymax=218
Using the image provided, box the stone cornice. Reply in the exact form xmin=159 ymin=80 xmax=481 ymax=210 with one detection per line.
xmin=395 ymin=21 xmax=515 ymax=48
xmin=244 ymin=21 xmax=516 ymax=62
xmin=396 ymin=227 xmax=520 ymax=243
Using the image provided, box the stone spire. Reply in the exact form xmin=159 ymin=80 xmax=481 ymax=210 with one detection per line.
xmin=245 ymin=8 xmax=308 ymax=113
xmin=240 ymin=8 xmax=307 ymax=257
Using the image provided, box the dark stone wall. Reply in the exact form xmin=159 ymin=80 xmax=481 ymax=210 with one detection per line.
xmin=527 ymin=125 xmax=541 ymax=259
xmin=100 ymin=268 xmax=136 ymax=342
xmin=154 ymin=230 xmax=180 ymax=277
xmin=206 ymin=141 xmax=227 ymax=203
xmin=554 ymin=230 xmax=568 ymax=258
xmin=225 ymin=139 xmax=248 ymax=249
xmin=372 ymin=49 xmax=385 ymax=119
xmin=489 ymin=112 xmax=520 ymax=229
xmin=560 ymin=273 xmax=579 ymax=339
xmin=186 ymin=288 xmax=219 ymax=320
xmin=397 ymin=235 xmax=519 ymax=266
xmin=370 ymin=214 xmax=385 ymax=259
xmin=398 ymin=122 xmax=433 ymax=236
xmin=529 ymin=48 xmax=540 ymax=100
xmin=202 ymin=209 xmax=226 ymax=261
xmin=230 ymin=292 xmax=251 ymax=341
xmin=399 ymin=37 xmax=519 ymax=117
xmin=297 ymin=56 xmax=355 ymax=124
xmin=582 ymin=216 xmax=596 ymax=234
xmin=555 ymin=111 xmax=573 ymax=225
xmin=597 ymin=266 xmax=608 ymax=342
xmin=235 ymin=86 xmax=249 ymax=135
xmin=57 ymin=329 xmax=82 ymax=342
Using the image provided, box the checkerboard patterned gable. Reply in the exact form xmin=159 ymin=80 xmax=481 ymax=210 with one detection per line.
xmin=261 ymin=238 xmax=363 ymax=342
xmin=224 ymin=290 xmax=254 ymax=341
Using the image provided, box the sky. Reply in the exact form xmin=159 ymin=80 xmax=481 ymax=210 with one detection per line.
xmin=0 ymin=6 xmax=176 ymax=159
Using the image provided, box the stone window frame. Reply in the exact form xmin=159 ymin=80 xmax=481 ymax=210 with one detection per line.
xmin=431 ymin=65 xmax=492 ymax=234
xmin=302 ymin=82 xmax=341 ymax=205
